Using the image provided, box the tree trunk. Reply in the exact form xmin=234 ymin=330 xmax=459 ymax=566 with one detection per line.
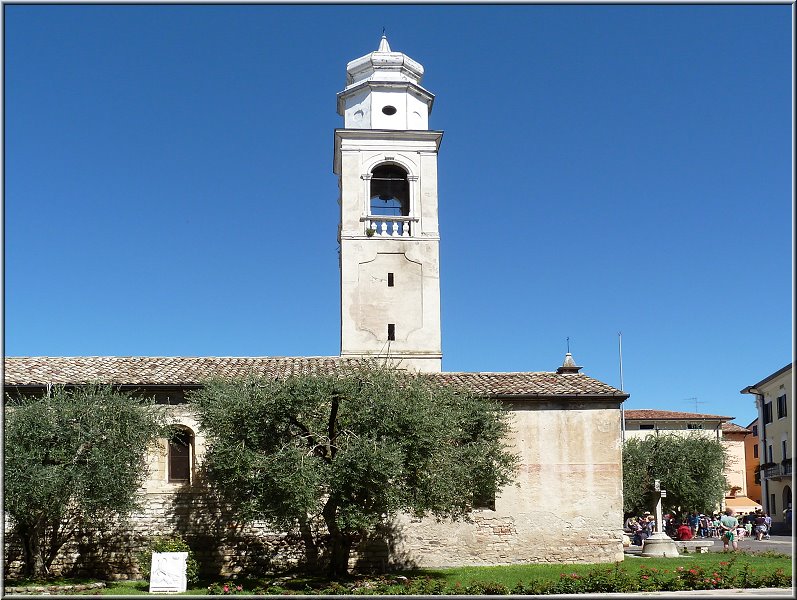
xmin=19 ymin=524 xmax=47 ymax=579
xmin=328 ymin=534 xmax=353 ymax=578
xmin=298 ymin=516 xmax=320 ymax=573
xmin=322 ymin=498 xmax=352 ymax=577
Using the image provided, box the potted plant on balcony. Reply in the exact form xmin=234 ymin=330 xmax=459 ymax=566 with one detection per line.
xmin=365 ymin=227 xmax=376 ymax=237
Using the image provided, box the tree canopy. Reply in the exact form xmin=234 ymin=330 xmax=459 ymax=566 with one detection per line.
xmin=4 ymin=385 xmax=165 ymax=578
xmin=190 ymin=363 xmax=518 ymax=576
xmin=622 ymin=433 xmax=728 ymax=517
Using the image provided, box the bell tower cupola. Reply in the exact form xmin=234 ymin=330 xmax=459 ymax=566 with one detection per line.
xmin=334 ymin=36 xmax=443 ymax=372
xmin=337 ymin=35 xmax=434 ymax=131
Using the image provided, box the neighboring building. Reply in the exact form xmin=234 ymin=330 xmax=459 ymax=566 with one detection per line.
xmin=744 ymin=417 xmax=762 ymax=504
xmin=623 ymin=410 xmax=760 ymax=513
xmin=3 ymin=38 xmax=629 ymax=578
xmin=741 ymin=364 xmax=793 ymax=533
xmin=624 ymin=409 xmax=731 ymax=441
xmin=720 ymin=422 xmax=760 ymax=513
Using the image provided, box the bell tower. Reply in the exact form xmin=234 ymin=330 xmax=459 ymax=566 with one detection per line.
xmin=334 ymin=36 xmax=443 ymax=372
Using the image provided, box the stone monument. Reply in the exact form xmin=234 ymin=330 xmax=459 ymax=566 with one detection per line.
xmin=148 ymin=551 xmax=188 ymax=593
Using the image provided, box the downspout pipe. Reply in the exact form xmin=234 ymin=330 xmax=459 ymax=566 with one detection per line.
xmin=741 ymin=386 xmax=768 ymax=515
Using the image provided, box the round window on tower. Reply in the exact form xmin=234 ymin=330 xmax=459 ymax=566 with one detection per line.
xmin=382 ymin=105 xmax=397 ymax=116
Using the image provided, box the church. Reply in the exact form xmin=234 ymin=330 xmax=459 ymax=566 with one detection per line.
xmin=4 ymin=37 xmax=628 ymax=578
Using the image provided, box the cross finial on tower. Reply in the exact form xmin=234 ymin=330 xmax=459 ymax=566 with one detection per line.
xmin=567 ymin=336 xmax=570 ymax=354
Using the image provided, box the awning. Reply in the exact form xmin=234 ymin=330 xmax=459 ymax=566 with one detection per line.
xmin=724 ymin=496 xmax=762 ymax=513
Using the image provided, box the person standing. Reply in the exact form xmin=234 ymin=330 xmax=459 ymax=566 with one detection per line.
xmin=688 ymin=511 xmax=700 ymax=536
xmin=764 ymin=513 xmax=772 ymax=540
xmin=720 ymin=507 xmax=739 ymax=552
xmin=754 ymin=510 xmax=767 ymax=540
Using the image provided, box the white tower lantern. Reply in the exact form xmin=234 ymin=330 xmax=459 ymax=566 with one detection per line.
xmin=334 ymin=37 xmax=443 ymax=372
xmin=337 ymin=35 xmax=434 ymax=131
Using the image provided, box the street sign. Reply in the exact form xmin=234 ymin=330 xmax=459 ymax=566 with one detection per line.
xmin=654 ymin=479 xmax=661 ymax=491
xmin=661 ymin=490 xmax=667 ymax=498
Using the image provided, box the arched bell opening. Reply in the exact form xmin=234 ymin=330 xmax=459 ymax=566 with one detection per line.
xmin=368 ymin=164 xmax=410 ymax=236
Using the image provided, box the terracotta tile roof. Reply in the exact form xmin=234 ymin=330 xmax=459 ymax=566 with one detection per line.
xmin=624 ymin=409 xmax=734 ymax=421
xmin=3 ymin=356 xmax=627 ymax=398
xmin=432 ymin=371 xmax=626 ymax=397
xmin=2 ymin=356 xmax=351 ymax=386
xmin=721 ymin=422 xmax=752 ymax=434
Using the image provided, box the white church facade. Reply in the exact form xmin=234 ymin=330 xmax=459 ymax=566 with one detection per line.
xmin=4 ymin=38 xmax=628 ymax=578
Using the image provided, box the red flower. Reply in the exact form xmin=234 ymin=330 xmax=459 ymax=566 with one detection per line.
xmin=641 ymin=575 xmax=649 ymax=580
xmin=223 ymin=585 xmax=229 ymax=592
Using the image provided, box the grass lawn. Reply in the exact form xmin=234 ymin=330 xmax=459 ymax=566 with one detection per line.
xmin=8 ymin=551 xmax=791 ymax=595
xmin=428 ymin=552 xmax=793 ymax=587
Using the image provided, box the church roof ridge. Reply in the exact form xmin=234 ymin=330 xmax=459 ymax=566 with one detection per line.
xmin=4 ymin=356 xmax=627 ymax=398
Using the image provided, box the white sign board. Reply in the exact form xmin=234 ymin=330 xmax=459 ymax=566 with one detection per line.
xmin=149 ymin=551 xmax=188 ymax=594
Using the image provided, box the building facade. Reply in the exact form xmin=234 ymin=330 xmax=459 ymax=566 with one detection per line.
xmin=623 ymin=410 xmax=759 ymax=513
xmin=4 ymin=38 xmax=629 ymax=579
xmin=742 ymin=364 xmax=793 ymax=532
xmin=744 ymin=417 xmax=763 ymax=504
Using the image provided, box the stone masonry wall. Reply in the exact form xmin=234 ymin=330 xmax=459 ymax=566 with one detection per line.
xmin=5 ymin=399 xmax=625 ymax=579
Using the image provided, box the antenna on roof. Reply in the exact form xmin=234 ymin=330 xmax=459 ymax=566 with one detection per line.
xmin=683 ymin=397 xmax=707 ymax=412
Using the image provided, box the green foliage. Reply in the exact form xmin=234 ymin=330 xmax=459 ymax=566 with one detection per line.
xmin=4 ymin=385 xmax=165 ymax=578
xmin=206 ymin=581 xmax=245 ymax=594
xmin=622 ymin=433 xmax=727 ymax=515
xmin=190 ymin=362 xmax=518 ymax=575
xmin=137 ymin=535 xmax=199 ymax=586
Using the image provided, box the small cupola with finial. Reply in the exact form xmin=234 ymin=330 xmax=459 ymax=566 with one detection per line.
xmin=556 ymin=338 xmax=583 ymax=374
xmin=337 ymin=34 xmax=434 ymax=130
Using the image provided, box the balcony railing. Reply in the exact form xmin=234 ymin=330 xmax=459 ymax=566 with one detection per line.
xmin=762 ymin=462 xmax=792 ymax=480
xmin=362 ymin=215 xmax=418 ymax=238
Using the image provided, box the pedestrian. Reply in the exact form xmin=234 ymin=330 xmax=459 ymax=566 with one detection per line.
xmin=676 ymin=520 xmax=693 ymax=541
xmin=688 ymin=510 xmax=700 ymax=536
xmin=720 ymin=507 xmax=739 ymax=552
xmin=754 ymin=510 xmax=767 ymax=540
xmin=764 ymin=512 xmax=772 ymax=539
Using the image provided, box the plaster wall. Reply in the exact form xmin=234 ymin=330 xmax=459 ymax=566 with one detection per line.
xmin=337 ymin=133 xmax=441 ymax=372
xmin=377 ymin=400 xmax=626 ymax=567
xmin=744 ymin=422 xmax=762 ymax=503
xmin=722 ymin=434 xmax=748 ymax=497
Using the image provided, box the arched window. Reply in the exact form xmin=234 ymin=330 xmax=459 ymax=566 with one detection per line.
xmin=168 ymin=428 xmax=193 ymax=483
xmin=370 ymin=164 xmax=409 ymax=216
xmin=368 ymin=165 xmax=410 ymax=236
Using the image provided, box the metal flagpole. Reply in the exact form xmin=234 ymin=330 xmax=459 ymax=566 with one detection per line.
xmin=619 ymin=331 xmax=625 ymax=442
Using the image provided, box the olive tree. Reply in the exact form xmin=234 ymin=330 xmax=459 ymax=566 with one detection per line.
xmin=191 ymin=363 xmax=518 ymax=576
xmin=622 ymin=433 xmax=727 ymax=517
xmin=4 ymin=385 xmax=165 ymax=578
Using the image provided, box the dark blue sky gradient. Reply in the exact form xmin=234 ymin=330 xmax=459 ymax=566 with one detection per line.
xmin=4 ymin=4 xmax=792 ymax=426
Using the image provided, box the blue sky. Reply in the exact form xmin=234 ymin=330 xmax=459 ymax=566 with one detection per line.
xmin=4 ymin=4 xmax=792 ymax=426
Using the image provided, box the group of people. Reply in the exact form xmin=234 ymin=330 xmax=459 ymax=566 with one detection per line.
xmin=624 ymin=507 xmax=773 ymax=549
xmin=624 ymin=512 xmax=657 ymax=546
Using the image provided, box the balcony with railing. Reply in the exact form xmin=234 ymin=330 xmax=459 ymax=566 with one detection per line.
xmin=762 ymin=460 xmax=792 ymax=480
xmin=362 ymin=215 xmax=418 ymax=238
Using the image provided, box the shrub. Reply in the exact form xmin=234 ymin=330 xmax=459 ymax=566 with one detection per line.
xmin=137 ymin=534 xmax=199 ymax=585
xmin=207 ymin=581 xmax=245 ymax=594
